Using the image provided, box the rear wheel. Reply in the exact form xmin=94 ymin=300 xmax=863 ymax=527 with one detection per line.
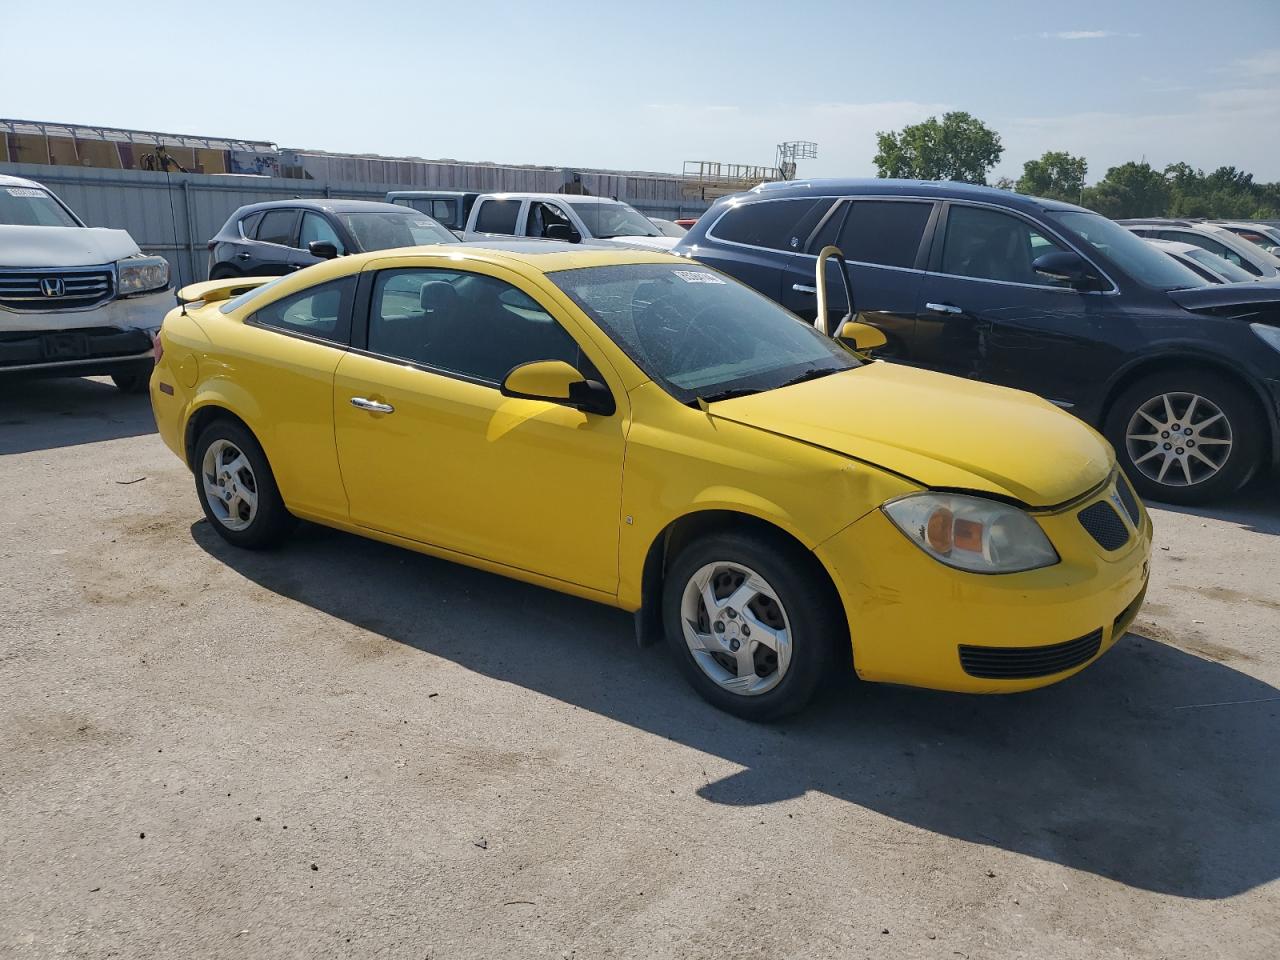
xmin=111 ymin=361 xmax=153 ymax=394
xmin=193 ymin=420 xmax=295 ymax=549
xmin=208 ymin=264 xmax=241 ymax=281
xmin=1104 ymin=369 xmax=1263 ymax=505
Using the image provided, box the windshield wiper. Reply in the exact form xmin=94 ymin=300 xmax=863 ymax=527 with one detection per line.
xmin=692 ymin=387 xmax=761 ymax=406
xmin=775 ymin=366 xmax=842 ymax=389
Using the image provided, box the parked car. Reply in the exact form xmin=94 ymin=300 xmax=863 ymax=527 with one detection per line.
xmin=461 ymin=193 xmax=678 ymax=250
xmin=0 ymin=173 xmax=170 ymax=393
xmin=1212 ymin=221 xmax=1280 ymax=256
xmin=151 ymin=242 xmax=1150 ymax=720
xmin=207 ymin=199 xmax=456 ymax=279
xmin=1119 ymin=219 xmax=1280 ymax=279
xmin=674 ymin=217 xmax=700 ymax=231
xmin=385 ymin=190 xmax=479 ymax=235
xmin=673 ymin=178 xmax=1280 ymax=504
xmin=649 ymin=217 xmax=688 ymax=237
xmin=1145 ymin=238 xmax=1258 ymax=284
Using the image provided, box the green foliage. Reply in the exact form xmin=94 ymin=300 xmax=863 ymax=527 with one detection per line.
xmin=873 ymin=112 xmax=1004 ymax=185
xmin=1080 ymin=162 xmax=1171 ymax=219
xmin=1016 ymin=151 xmax=1087 ymax=203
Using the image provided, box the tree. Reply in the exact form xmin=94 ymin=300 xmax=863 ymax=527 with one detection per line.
xmin=1081 ymin=162 xmax=1171 ymax=219
xmin=873 ymin=112 xmax=1004 ymax=185
xmin=1016 ymin=151 xmax=1087 ymax=203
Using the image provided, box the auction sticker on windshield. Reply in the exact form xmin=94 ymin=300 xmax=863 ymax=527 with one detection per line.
xmin=673 ymin=270 xmax=725 ymax=284
xmin=6 ymin=188 xmax=44 ymax=197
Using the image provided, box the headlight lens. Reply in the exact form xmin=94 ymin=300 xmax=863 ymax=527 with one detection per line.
xmin=1250 ymin=322 xmax=1280 ymax=353
xmin=882 ymin=493 xmax=1059 ymax=574
xmin=116 ymin=256 xmax=170 ymax=296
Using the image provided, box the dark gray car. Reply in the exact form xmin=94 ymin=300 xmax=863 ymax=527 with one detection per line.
xmin=207 ymin=199 xmax=456 ymax=279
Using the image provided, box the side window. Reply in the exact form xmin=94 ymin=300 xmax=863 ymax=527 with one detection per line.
xmin=411 ymin=198 xmax=457 ymax=227
xmin=368 ymin=268 xmax=596 ymax=384
xmin=1168 ymin=232 xmax=1256 ymax=273
xmin=473 ymin=199 xmax=521 ymax=235
xmin=251 ymin=277 xmax=355 ymax=344
xmin=939 ymin=205 xmax=1069 ymax=286
xmin=299 ymin=212 xmax=345 ymax=254
xmin=526 ymin=201 xmax=579 ymax=240
xmin=835 ymin=200 xmax=933 ymax=268
xmin=256 ymin=209 xmax=299 ymax=247
xmin=239 ymin=211 xmax=265 ymax=239
xmin=713 ymin=198 xmax=826 ymax=251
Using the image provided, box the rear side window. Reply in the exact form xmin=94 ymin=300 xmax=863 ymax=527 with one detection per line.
xmin=832 ymin=200 xmax=932 ymax=268
xmin=410 ymin=198 xmax=458 ymax=227
xmin=251 ymin=277 xmax=355 ymax=344
xmin=256 ymin=209 xmax=298 ymax=247
xmin=239 ymin=211 xmax=265 ymax=238
xmin=713 ymin=199 xmax=827 ymax=251
xmin=474 ymin=199 xmax=520 ymax=235
xmin=940 ymin=205 xmax=1069 ymax=286
xmin=1160 ymin=231 xmax=1259 ymax=274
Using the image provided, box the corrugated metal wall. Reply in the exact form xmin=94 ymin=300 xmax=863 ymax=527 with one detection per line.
xmin=0 ymin=161 xmax=710 ymax=285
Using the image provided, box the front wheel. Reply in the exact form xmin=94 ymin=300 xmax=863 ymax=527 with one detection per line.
xmin=1104 ymin=369 xmax=1263 ymax=505
xmin=193 ymin=420 xmax=295 ymax=549
xmin=111 ymin=361 xmax=154 ymax=394
xmin=662 ymin=530 xmax=843 ymax=721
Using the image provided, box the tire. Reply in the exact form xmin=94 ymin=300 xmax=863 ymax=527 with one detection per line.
xmin=111 ymin=361 xmax=153 ymax=394
xmin=1104 ymin=369 xmax=1263 ymax=506
xmin=208 ymin=264 xmax=241 ymax=281
xmin=661 ymin=529 xmax=843 ymax=721
xmin=193 ymin=419 xmax=295 ymax=549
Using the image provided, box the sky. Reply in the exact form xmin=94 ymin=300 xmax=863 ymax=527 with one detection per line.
xmin=2 ymin=0 xmax=1279 ymax=184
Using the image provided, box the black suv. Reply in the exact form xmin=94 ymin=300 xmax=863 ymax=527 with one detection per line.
xmin=207 ymin=199 xmax=456 ymax=279
xmin=673 ymin=178 xmax=1280 ymax=505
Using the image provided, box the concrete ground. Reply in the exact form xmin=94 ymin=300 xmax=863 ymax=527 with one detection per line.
xmin=1 ymin=377 xmax=1277 ymax=960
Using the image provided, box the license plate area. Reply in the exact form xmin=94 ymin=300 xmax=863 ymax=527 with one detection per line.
xmin=41 ymin=332 xmax=90 ymax=360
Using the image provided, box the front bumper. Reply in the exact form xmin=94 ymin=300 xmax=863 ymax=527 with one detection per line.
xmin=816 ymin=479 xmax=1153 ymax=694
xmin=0 ymin=288 xmax=170 ymax=374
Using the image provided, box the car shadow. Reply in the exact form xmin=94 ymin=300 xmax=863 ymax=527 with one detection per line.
xmin=1147 ymin=480 xmax=1280 ymax=536
xmin=192 ymin=520 xmax=1279 ymax=902
xmin=0 ymin=376 xmax=156 ymax=455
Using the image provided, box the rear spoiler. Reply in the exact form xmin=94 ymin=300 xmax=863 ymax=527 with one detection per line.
xmin=176 ymin=276 xmax=273 ymax=305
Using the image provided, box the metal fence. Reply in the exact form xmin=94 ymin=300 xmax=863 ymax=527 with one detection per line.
xmin=0 ymin=161 xmax=711 ymax=285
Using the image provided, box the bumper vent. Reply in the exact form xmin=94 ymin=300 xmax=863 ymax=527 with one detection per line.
xmin=959 ymin=629 xmax=1104 ymax=680
xmin=1115 ymin=477 xmax=1142 ymax=526
xmin=0 ymin=268 xmax=114 ymax=312
xmin=1079 ymin=500 xmax=1129 ymax=551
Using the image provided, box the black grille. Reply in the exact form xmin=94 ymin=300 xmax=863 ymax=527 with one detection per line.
xmin=0 ymin=268 xmax=114 ymax=311
xmin=959 ymin=629 xmax=1104 ymax=680
xmin=1079 ymin=501 xmax=1129 ymax=551
xmin=1115 ymin=477 xmax=1141 ymax=526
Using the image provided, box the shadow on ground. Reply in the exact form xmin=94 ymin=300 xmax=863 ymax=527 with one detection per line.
xmin=194 ymin=520 xmax=1280 ymax=902
xmin=0 ymin=377 xmax=155 ymax=455
xmin=1150 ymin=478 xmax=1280 ymax=536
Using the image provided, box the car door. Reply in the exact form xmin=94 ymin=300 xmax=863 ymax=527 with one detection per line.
xmin=466 ymin=197 xmax=524 ymax=240
xmin=249 ymin=207 xmax=303 ymax=275
xmin=523 ymin=200 xmax=581 ymax=242
xmin=779 ymin=198 xmax=937 ymax=362
xmin=914 ymin=202 xmax=1113 ymax=406
xmin=331 ymin=257 xmax=627 ymax=594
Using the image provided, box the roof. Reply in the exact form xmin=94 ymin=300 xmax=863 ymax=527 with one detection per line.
xmin=744 ymin=177 xmax=1089 ymax=213
xmin=385 ymin=190 xmax=479 ymax=198
xmin=237 ymin=198 xmax=418 ymax=215
xmin=477 ymin=193 xmax=629 ymax=205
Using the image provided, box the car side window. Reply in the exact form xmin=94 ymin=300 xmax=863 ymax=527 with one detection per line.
xmin=473 ymin=199 xmax=521 ymax=235
xmin=251 ymin=277 xmax=355 ymax=344
xmin=832 ymin=200 xmax=933 ymax=268
xmin=239 ymin=211 xmax=265 ymax=239
xmin=526 ymin=201 xmax=578 ymax=240
xmin=367 ymin=268 xmax=597 ymax=385
xmin=256 ymin=209 xmax=299 ymax=247
xmin=300 ymin=212 xmax=345 ymax=254
xmin=713 ymin=198 xmax=827 ymax=251
xmin=939 ymin=205 xmax=1070 ymax=286
xmin=410 ymin=198 xmax=456 ymax=227
xmin=1163 ymin=231 xmax=1255 ymax=272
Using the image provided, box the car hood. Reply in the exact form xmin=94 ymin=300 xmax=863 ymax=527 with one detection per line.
xmin=0 ymin=225 xmax=140 ymax=268
xmin=708 ymin=363 xmax=1114 ymax=508
xmin=1168 ymin=280 xmax=1280 ymax=313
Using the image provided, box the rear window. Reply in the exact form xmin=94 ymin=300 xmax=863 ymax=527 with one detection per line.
xmin=474 ymin=199 xmax=520 ymax=235
xmin=712 ymin=198 xmax=828 ymax=251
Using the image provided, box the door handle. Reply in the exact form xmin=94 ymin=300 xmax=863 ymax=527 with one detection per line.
xmin=235 ymin=252 xmax=251 ymax=260
xmin=791 ymin=283 xmax=816 ymax=294
xmin=925 ymin=302 xmax=963 ymax=315
xmin=350 ymin=397 xmax=394 ymax=414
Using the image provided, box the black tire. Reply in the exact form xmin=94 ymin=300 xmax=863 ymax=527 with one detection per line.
xmin=111 ymin=361 xmax=153 ymax=394
xmin=1104 ymin=368 xmax=1263 ymax=506
xmin=661 ymin=529 xmax=844 ymax=721
xmin=192 ymin=419 xmax=295 ymax=549
xmin=208 ymin=264 xmax=241 ymax=281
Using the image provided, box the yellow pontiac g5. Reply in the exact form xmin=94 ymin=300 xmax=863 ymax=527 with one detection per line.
xmin=152 ymin=242 xmax=1151 ymax=720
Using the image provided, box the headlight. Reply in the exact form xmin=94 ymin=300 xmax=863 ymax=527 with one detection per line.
xmin=116 ymin=256 xmax=170 ymax=296
xmin=1251 ymin=322 xmax=1280 ymax=353
xmin=882 ymin=493 xmax=1059 ymax=574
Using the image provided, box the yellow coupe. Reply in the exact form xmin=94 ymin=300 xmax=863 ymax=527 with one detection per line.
xmin=151 ymin=242 xmax=1150 ymax=720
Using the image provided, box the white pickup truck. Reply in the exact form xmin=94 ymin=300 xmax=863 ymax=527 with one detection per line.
xmin=0 ymin=174 xmax=172 ymax=393
xmin=388 ymin=190 xmax=678 ymax=251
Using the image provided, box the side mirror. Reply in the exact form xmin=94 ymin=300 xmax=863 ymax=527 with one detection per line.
xmin=308 ymin=240 xmax=339 ymax=260
xmin=1032 ymin=250 xmax=1100 ymax=289
xmin=835 ymin=320 xmax=888 ymax=353
xmin=500 ymin=359 xmax=615 ymax=415
xmin=545 ymin=223 xmax=581 ymax=243
xmin=814 ymin=245 xmax=854 ymax=336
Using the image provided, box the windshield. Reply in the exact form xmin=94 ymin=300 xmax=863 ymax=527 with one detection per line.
xmin=1047 ymin=211 xmax=1204 ymax=290
xmin=1186 ymin=247 xmax=1256 ymax=282
xmin=548 ymin=262 xmax=857 ymax=403
xmin=338 ymin=212 xmax=458 ymax=252
xmin=565 ymin=200 xmax=660 ymax=239
xmin=0 ymin=185 xmax=79 ymax=227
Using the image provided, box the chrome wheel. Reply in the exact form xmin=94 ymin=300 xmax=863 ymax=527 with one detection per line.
xmin=201 ymin=438 xmax=259 ymax=532
xmin=1125 ymin=392 xmax=1232 ymax=488
xmin=679 ymin=561 xmax=792 ymax=697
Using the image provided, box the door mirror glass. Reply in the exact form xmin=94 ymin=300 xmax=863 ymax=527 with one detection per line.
xmin=835 ymin=320 xmax=887 ymax=353
xmin=545 ymin=223 xmax=580 ymax=243
xmin=1032 ymin=250 xmax=1099 ymax=289
xmin=500 ymin=359 xmax=614 ymax=415
xmin=308 ymin=240 xmax=339 ymax=260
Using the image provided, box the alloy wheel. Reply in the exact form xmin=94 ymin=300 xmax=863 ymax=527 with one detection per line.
xmin=1125 ymin=391 xmax=1232 ymax=488
xmin=679 ymin=561 xmax=793 ymax=696
xmin=201 ymin=438 xmax=259 ymax=531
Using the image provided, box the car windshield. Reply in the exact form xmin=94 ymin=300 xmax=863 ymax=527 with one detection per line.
xmin=0 ymin=185 xmax=79 ymax=227
xmin=1048 ymin=211 xmax=1204 ymax=290
xmin=565 ymin=200 xmax=661 ymax=238
xmin=548 ymin=262 xmax=858 ymax=403
xmin=338 ymin=212 xmax=458 ymax=252
xmin=1186 ymin=247 xmax=1256 ymax=283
